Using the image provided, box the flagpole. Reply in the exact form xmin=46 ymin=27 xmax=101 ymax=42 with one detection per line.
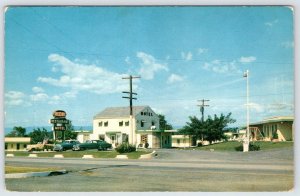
xmin=243 ymin=70 xmax=250 ymax=152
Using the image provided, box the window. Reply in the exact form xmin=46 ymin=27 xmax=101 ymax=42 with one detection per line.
xmin=104 ymin=121 xmax=108 ymax=127
xmin=125 ymin=121 xmax=129 ymax=126
xmin=17 ymin=143 xmax=20 ymax=150
xmin=5 ymin=144 xmax=7 ymax=150
xmin=141 ymin=112 xmax=143 ymax=115
xmin=98 ymin=121 xmax=103 ymax=127
xmin=122 ymin=134 xmax=128 ymax=142
xmin=141 ymin=120 xmax=145 ymax=127
xmin=119 ymin=121 xmax=123 ymax=126
xmin=177 ymin=139 xmax=180 ymax=144
xmin=152 ymin=121 xmax=155 ymax=126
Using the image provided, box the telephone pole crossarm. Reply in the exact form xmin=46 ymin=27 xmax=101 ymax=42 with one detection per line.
xmin=122 ymin=75 xmax=141 ymax=146
xmin=197 ymin=99 xmax=210 ymax=122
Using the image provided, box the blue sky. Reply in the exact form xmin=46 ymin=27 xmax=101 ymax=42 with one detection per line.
xmin=4 ymin=6 xmax=294 ymax=128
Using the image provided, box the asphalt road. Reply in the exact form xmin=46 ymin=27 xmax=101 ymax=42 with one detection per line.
xmin=5 ymin=147 xmax=294 ymax=192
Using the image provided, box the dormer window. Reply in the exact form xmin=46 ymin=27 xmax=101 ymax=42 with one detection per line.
xmin=119 ymin=121 xmax=123 ymax=126
xmin=125 ymin=121 xmax=129 ymax=126
xmin=98 ymin=121 xmax=103 ymax=127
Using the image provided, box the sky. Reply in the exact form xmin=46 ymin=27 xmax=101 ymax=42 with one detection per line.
xmin=4 ymin=6 xmax=294 ymax=129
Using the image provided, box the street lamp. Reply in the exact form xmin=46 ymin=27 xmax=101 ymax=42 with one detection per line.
xmin=243 ymin=70 xmax=250 ymax=152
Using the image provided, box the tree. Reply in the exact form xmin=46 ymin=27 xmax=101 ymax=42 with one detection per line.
xmin=28 ymin=128 xmax=52 ymax=144
xmin=180 ymin=113 xmax=236 ymax=144
xmin=64 ymin=121 xmax=77 ymax=140
xmin=158 ymin=114 xmax=173 ymax=130
xmin=179 ymin=116 xmax=204 ymax=139
xmin=6 ymin=126 xmax=27 ymax=137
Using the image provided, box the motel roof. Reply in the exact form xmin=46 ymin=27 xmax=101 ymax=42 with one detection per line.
xmin=5 ymin=137 xmax=31 ymax=143
xmin=94 ymin=106 xmax=150 ymax=119
xmin=250 ymin=116 xmax=294 ymax=126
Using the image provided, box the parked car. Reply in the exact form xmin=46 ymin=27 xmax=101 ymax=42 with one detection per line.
xmin=54 ymin=140 xmax=80 ymax=151
xmin=27 ymin=139 xmax=54 ymax=152
xmin=97 ymin=140 xmax=112 ymax=151
xmin=72 ymin=140 xmax=112 ymax=151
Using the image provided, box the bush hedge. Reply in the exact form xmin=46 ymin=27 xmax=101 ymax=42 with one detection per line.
xmin=235 ymin=142 xmax=260 ymax=151
xmin=115 ymin=143 xmax=136 ymax=153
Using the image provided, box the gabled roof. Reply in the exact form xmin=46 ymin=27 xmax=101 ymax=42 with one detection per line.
xmin=94 ymin=106 xmax=149 ymax=119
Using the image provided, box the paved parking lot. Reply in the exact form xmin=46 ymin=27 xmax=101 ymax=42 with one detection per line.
xmin=5 ymin=147 xmax=294 ymax=191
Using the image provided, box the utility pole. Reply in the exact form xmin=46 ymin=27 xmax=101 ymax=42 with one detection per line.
xmin=122 ymin=75 xmax=141 ymax=146
xmin=197 ymin=99 xmax=209 ymax=142
xmin=197 ymin=99 xmax=210 ymax=122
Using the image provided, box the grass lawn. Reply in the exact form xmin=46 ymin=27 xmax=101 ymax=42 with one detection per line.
xmin=5 ymin=150 xmax=150 ymax=159
xmin=5 ymin=166 xmax=61 ymax=174
xmin=193 ymin=141 xmax=294 ymax=151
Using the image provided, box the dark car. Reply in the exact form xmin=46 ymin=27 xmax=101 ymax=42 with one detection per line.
xmin=97 ymin=140 xmax=112 ymax=151
xmin=72 ymin=140 xmax=112 ymax=151
xmin=54 ymin=140 xmax=80 ymax=151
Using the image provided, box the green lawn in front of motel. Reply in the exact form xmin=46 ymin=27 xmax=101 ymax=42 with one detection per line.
xmin=5 ymin=150 xmax=150 ymax=159
xmin=192 ymin=141 xmax=294 ymax=151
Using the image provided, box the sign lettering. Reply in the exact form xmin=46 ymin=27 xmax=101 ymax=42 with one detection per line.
xmin=53 ymin=110 xmax=67 ymax=118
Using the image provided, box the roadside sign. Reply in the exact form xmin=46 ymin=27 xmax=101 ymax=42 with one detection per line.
xmin=50 ymin=119 xmax=70 ymax=124
xmin=53 ymin=110 xmax=67 ymax=118
xmin=53 ymin=126 xmax=66 ymax=131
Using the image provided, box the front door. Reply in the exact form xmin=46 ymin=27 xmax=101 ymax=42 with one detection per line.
xmin=110 ymin=134 xmax=116 ymax=147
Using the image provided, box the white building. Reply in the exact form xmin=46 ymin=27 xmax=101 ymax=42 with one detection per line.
xmin=91 ymin=106 xmax=172 ymax=148
xmin=75 ymin=130 xmax=92 ymax=143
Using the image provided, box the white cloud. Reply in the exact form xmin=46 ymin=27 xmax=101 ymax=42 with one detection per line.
xmin=202 ymin=60 xmax=242 ymax=75
xmin=239 ymin=56 xmax=256 ymax=63
xmin=181 ymin=51 xmax=193 ymax=61
xmin=137 ymin=52 xmax=168 ymax=80
xmin=5 ymin=91 xmax=29 ymax=106
xmin=248 ymin=102 xmax=264 ymax=113
xmin=30 ymin=93 xmax=49 ymax=102
xmin=167 ymin=74 xmax=184 ymax=84
xmin=265 ymin=19 xmax=278 ymax=27
xmin=125 ymin=56 xmax=131 ymax=65
xmin=5 ymin=91 xmax=25 ymax=99
xmin=197 ymin=48 xmax=208 ymax=55
xmin=267 ymin=103 xmax=293 ymax=111
xmin=38 ymin=54 xmax=128 ymax=94
xmin=32 ymin=86 xmax=44 ymax=93
xmin=281 ymin=41 xmax=294 ymax=48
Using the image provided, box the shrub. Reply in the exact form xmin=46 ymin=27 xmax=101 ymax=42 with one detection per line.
xmin=235 ymin=142 xmax=260 ymax=151
xmin=272 ymin=132 xmax=278 ymax=139
xmin=197 ymin=142 xmax=203 ymax=147
xmin=115 ymin=142 xmax=136 ymax=153
xmin=144 ymin=143 xmax=149 ymax=148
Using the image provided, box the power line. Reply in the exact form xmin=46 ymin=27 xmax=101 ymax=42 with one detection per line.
xmin=9 ymin=17 xmax=76 ymax=59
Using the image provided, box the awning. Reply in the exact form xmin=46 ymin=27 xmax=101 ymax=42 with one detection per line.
xmin=106 ymin=131 xmax=121 ymax=134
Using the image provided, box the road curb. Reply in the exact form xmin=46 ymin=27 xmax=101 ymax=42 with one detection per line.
xmin=139 ymin=150 xmax=156 ymax=159
xmin=5 ymin=170 xmax=67 ymax=179
xmin=116 ymin=155 xmax=128 ymax=159
xmin=82 ymin=155 xmax=94 ymax=159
